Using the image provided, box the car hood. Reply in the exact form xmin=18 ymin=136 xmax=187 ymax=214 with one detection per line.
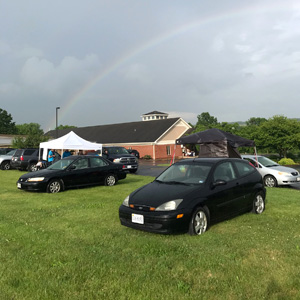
xmin=19 ymin=168 xmax=61 ymax=179
xmin=129 ymin=180 xmax=202 ymax=207
xmin=111 ymin=154 xmax=135 ymax=159
xmin=268 ymin=165 xmax=299 ymax=174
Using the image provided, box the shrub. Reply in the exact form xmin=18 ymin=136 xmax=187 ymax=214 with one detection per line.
xmin=278 ymin=158 xmax=296 ymax=165
xmin=143 ymin=155 xmax=152 ymax=160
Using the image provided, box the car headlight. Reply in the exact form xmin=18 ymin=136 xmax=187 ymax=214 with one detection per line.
xmin=113 ymin=158 xmax=121 ymax=163
xmin=155 ymin=199 xmax=183 ymax=211
xmin=278 ymin=171 xmax=290 ymax=176
xmin=122 ymin=196 xmax=129 ymax=207
xmin=27 ymin=177 xmax=45 ymax=182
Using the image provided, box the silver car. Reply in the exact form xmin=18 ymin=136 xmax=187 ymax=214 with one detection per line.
xmin=0 ymin=149 xmax=16 ymax=170
xmin=242 ymin=155 xmax=300 ymax=187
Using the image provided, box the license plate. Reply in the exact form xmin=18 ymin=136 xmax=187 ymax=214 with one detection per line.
xmin=127 ymin=165 xmax=132 ymax=169
xmin=17 ymin=183 xmax=21 ymax=189
xmin=132 ymin=213 xmax=144 ymax=224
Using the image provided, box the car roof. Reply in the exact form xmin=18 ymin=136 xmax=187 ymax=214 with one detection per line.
xmin=242 ymin=155 xmax=262 ymax=158
xmin=61 ymin=155 xmax=102 ymax=159
xmin=177 ymin=157 xmax=245 ymax=164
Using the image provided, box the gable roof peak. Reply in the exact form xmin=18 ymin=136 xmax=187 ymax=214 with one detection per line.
xmin=141 ymin=111 xmax=169 ymax=121
xmin=142 ymin=111 xmax=168 ymax=116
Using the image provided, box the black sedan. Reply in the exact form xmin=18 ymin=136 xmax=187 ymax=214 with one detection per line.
xmin=119 ymin=158 xmax=266 ymax=235
xmin=17 ymin=155 xmax=126 ymax=193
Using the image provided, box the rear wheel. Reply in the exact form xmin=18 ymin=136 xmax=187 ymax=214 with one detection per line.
xmin=47 ymin=179 xmax=63 ymax=193
xmin=264 ymin=175 xmax=277 ymax=187
xmin=105 ymin=174 xmax=116 ymax=186
xmin=252 ymin=193 xmax=265 ymax=214
xmin=1 ymin=161 xmax=11 ymax=170
xmin=189 ymin=207 xmax=210 ymax=236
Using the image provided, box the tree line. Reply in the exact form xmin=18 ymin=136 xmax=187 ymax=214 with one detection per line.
xmin=193 ymin=112 xmax=300 ymax=158
xmin=1 ymin=108 xmax=300 ymax=158
xmin=0 ymin=108 xmax=75 ymax=148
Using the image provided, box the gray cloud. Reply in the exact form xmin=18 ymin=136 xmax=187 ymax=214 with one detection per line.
xmin=1 ymin=0 xmax=300 ymax=131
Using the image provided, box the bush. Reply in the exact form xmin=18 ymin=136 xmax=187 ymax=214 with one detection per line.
xmin=143 ymin=155 xmax=152 ymax=160
xmin=278 ymin=158 xmax=296 ymax=165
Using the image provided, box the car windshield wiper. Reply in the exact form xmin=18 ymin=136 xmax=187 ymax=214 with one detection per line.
xmin=266 ymin=164 xmax=279 ymax=167
xmin=164 ymin=180 xmax=192 ymax=186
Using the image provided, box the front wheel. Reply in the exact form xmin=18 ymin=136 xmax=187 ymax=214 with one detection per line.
xmin=105 ymin=174 xmax=116 ymax=186
xmin=47 ymin=179 xmax=63 ymax=193
xmin=264 ymin=175 xmax=277 ymax=187
xmin=28 ymin=163 xmax=37 ymax=172
xmin=189 ymin=207 xmax=210 ymax=236
xmin=252 ymin=193 xmax=265 ymax=214
xmin=1 ymin=161 xmax=11 ymax=170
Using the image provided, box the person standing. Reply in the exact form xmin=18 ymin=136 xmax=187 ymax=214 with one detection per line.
xmin=62 ymin=149 xmax=71 ymax=158
xmin=48 ymin=149 xmax=55 ymax=164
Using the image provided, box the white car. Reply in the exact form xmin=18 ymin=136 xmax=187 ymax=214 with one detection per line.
xmin=0 ymin=149 xmax=16 ymax=170
xmin=242 ymin=155 xmax=300 ymax=187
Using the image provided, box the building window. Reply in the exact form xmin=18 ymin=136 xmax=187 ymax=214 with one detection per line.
xmin=166 ymin=145 xmax=171 ymax=156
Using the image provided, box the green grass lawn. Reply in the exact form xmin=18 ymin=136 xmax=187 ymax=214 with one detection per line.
xmin=1 ymin=170 xmax=300 ymax=299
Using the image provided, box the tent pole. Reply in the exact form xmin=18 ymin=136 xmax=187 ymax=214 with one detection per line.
xmin=254 ymin=146 xmax=259 ymax=167
xmin=170 ymin=144 xmax=176 ymax=165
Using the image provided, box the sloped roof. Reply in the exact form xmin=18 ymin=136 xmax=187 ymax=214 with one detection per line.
xmin=142 ymin=111 xmax=167 ymax=115
xmin=46 ymin=118 xmax=184 ymax=144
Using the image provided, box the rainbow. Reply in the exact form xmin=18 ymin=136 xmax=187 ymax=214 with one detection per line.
xmin=46 ymin=2 xmax=291 ymax=130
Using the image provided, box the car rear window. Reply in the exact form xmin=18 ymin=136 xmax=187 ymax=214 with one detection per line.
xmin=14 ymin=150 xmax=23 ymax=156
xmin=24 ymin=149 xmax=36 ymax=155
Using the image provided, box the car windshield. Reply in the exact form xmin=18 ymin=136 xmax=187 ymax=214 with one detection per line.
xmin=257 ymin=156 xmax=279 ymax=167
xmin=107 ymin=147 xmax=129 ymax=154
xmin=156 ymin=163 xmax=212 ymax=184
xmin=47 ymin=158 xmax=75 ymax=170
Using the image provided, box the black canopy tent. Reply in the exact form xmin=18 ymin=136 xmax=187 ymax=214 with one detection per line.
xmin=176 ymin=128 xmax=255 ymax=158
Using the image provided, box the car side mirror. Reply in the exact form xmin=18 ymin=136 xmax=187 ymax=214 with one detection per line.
xmin=211 ymin=180 xmax=227 ymax=188
xmin=68 ymin=165 xmax=76 ymax=171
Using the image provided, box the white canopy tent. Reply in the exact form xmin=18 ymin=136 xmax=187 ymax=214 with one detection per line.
xmin=39 ymin=131 xmax=102 ymax=160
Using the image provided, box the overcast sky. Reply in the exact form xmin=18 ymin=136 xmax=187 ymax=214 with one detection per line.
xmin=1 ymin=0 xmax=300 ymax=131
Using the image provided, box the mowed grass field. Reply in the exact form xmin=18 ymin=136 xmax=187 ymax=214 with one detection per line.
xmin=1 ymin=170 xmax=300 ymax=300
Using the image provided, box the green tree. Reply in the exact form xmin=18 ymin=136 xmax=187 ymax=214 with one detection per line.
xmin=245 ymin=117 xmax=267 ymax=127
xmin=57 ymin=125 xmax=77 ymax=130
xmin=0 ymin=108 xmax=17 ymax=134
xmin=255 ymin=116 xmax=300 ymax=157
xmin=197 ymin=112 xmax=218 ymax=128
xmin=215 ymin=122 xmax=241 ymax=135
xmin=16 ymin=123 xmax=44 ymax=135
xmin=13 ymin=123 xmax=48 ymax=148
xmin=193 ymin=112 xmax=218 ymax=132
xmin=12 ymin=134 xmax=49 ymax=148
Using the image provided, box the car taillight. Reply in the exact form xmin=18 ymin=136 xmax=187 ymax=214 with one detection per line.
xmin=20 ymin=156 xmax=24 ymax=161
xmin=122 ymin=165 xmax=126 ymax=169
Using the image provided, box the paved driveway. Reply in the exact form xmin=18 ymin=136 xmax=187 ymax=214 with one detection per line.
xmin=135 ymin=159 xmax=172 ymax=177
